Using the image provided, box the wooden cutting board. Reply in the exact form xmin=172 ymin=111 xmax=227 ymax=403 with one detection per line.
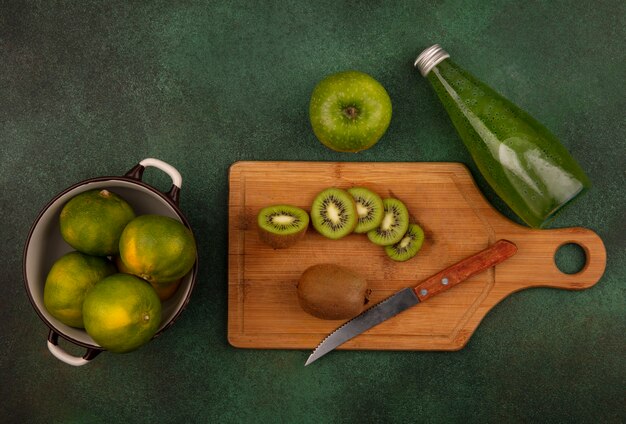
xmin=227 ymin=161 xmax=606 ymax=350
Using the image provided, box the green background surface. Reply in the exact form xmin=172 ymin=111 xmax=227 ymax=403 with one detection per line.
xmin=2 ymin=1 xmax=624 ymax=422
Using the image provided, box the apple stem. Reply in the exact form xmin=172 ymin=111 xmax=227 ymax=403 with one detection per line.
xmin=343 ymin=106 xmax=359 ymax=120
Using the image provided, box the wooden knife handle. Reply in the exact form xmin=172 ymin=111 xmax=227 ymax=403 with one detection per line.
xmin=414 ymin=239 xmax=518 ymax=302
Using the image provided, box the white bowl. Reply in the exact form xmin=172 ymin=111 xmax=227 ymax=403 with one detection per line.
xmin=23 ymin=158 xmax=198 ymax=366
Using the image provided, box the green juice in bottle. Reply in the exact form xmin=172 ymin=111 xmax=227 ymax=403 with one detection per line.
xmin=415 ymin=45 xmax=590 ymax=228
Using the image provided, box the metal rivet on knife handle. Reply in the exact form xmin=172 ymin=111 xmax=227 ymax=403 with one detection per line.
xmin=413 ymin=240 xmax=518 ymax=302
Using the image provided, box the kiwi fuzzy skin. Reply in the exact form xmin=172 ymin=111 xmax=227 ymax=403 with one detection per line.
xmin=258 ymin=225 xmax=307 ymax=249
xmin=297 ymin=263 xmax=370 ymax=320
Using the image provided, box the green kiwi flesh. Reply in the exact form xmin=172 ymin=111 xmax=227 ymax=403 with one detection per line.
xmin=297 ymin=263 xmax=370 ymax=320
xmin=310 ymin=188 xmax=357 ymax=240
xmin=384 ymin=223 xmax=425 ymax=261
xmin=366 ymin=198 xmax=409 ymax=246
xmin=257 ymin=204 xmax=309 ymax=249
xmin=347 ymin=187 xmax=384 ymax=234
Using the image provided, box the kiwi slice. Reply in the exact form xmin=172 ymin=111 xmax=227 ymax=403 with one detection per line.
xmin=310 ymin=188 xmax=357 ymax=240
xmin=257 ymin=205 xmax=309 ymax=249
xmin=366 ymin=198 xmax=409 ymax=246
xmin=347 ymin=187 xmax=384 ymax=234
xmin=384 ymin=223 xmax=425 ymax=261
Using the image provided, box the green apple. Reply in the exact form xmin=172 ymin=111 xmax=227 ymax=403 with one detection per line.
xmin=309 ymin=70 xmax=392 ymax=153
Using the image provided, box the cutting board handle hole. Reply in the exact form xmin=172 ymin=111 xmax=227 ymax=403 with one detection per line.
xmin=554 ymin=243 xmax=587 ymax=275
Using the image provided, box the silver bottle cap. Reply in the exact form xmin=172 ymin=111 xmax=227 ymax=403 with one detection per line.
xmin=414 ymin=44 xmax=450 ymax=77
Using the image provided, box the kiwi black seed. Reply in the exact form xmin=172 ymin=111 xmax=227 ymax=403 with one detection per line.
xmin=310 ymin=188 xmax=357 ymax=240
xmin=366 ymin=198 xmax=409 ymax=246
xmin=347 ymin=187 xmax=384 ymax=234
xmin=384 ymin=223 xmax=425 ymax=262
xmin=257 ymin=204 xmax=309 ymax=249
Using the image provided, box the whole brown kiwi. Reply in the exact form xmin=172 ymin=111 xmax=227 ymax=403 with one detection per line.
xmin=297 ymin=264 xmax=370 ymax=320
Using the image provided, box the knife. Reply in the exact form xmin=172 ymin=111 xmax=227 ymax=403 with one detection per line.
xmin=305 ymin=239 xmax=518 ymax=366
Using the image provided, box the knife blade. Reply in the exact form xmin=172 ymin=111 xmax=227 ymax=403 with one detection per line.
xmin=305 ymin=239 xmax=518 ymax=366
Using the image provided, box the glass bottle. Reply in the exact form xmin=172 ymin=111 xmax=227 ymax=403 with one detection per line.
xmin=415 ymin=45 xmax=591 ymax=228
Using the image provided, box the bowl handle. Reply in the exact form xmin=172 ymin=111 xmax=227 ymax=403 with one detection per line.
xmin=124 ymin=158 xmax=183 ymax=205
xmin=47 ymin=329 xmax=102 ymax=366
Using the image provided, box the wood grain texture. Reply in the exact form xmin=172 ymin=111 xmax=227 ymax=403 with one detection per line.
xmin=227 ymin=161 xmax=606 ymax=350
